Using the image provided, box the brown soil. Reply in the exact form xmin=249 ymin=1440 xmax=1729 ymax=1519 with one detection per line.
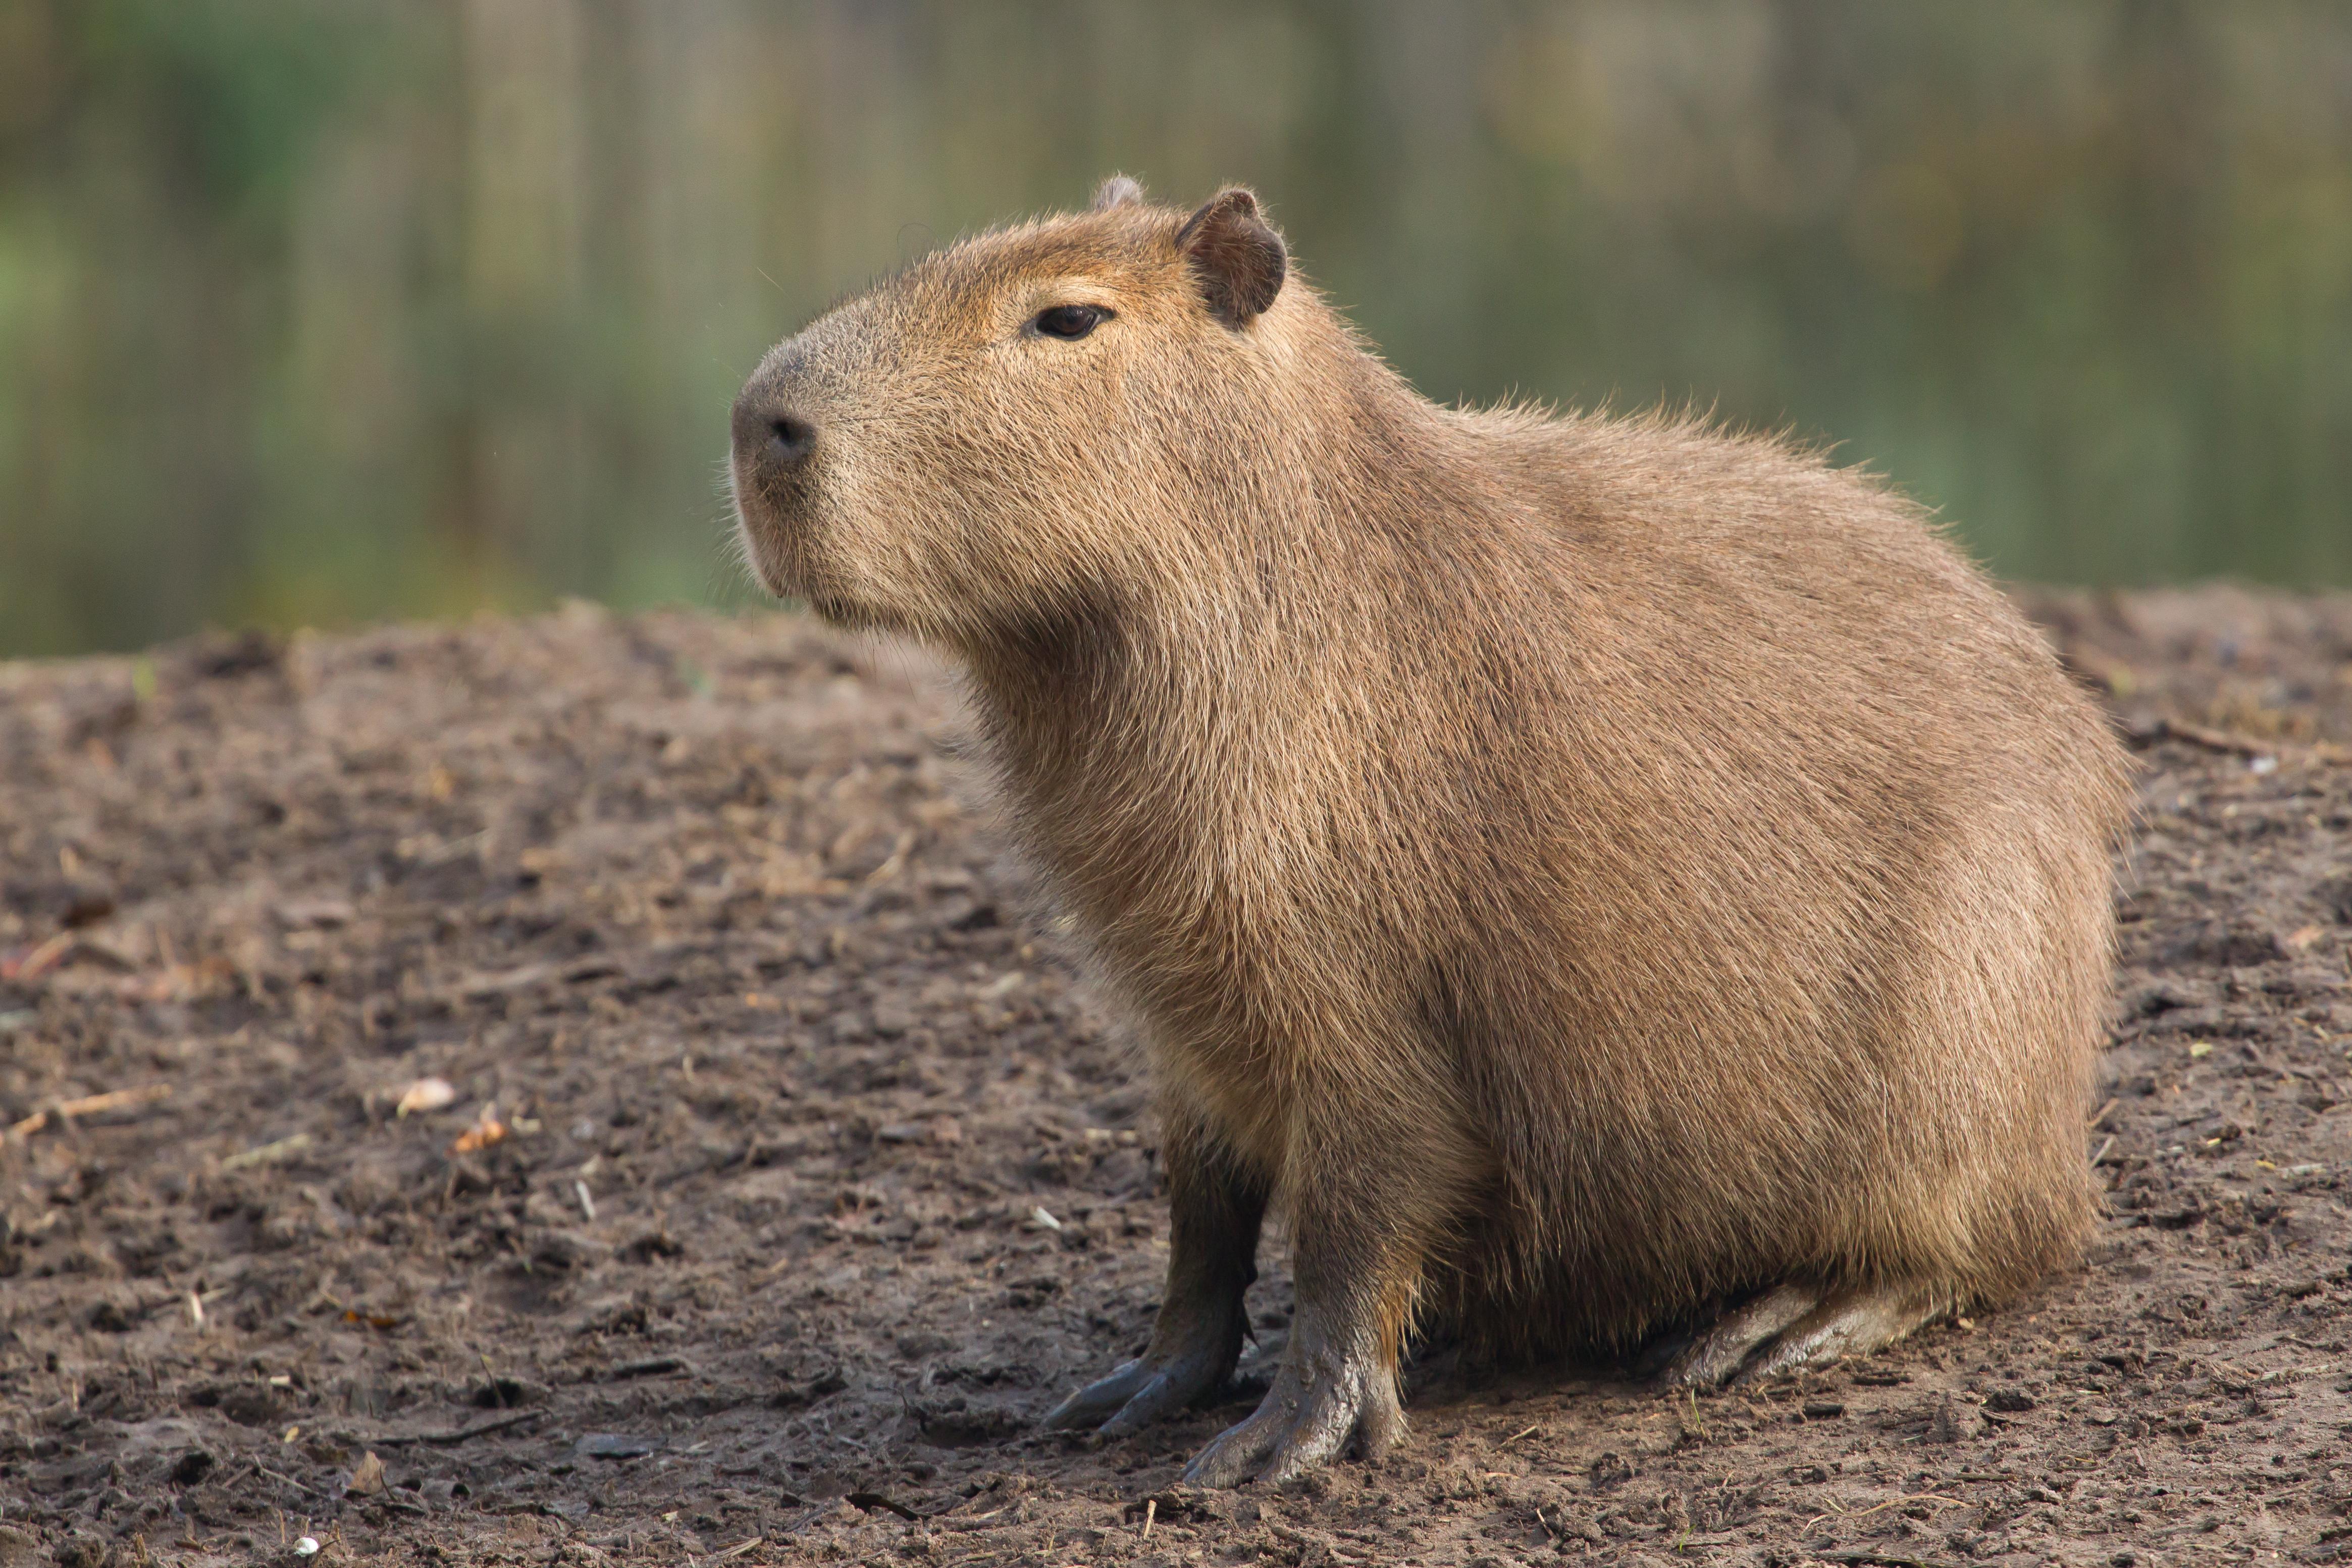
xmin=3 ymin=588 xmax=2349 ymax=1568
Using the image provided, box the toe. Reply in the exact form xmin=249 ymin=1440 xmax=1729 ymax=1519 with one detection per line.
xmin=1099 ymin=1370 xmax=1183 ymax=1437
xmin=1630 ymin=1328 xmax=1695 ymax=1380
xmin=1355 ymin=1376 xmax=1409 ymax=1461
xmin=1042 ymin=1359 xmax=1149 ymax=1430
xmin=1256 ymin=1393 xmax=1358 ymax=1483
xmin=1659 ymin=1283 xmax=1820 ymax=1388
xmin=1183 ymin=1405 xmax=1284 ymax=1487
xmin=1099 ymin=1341 xmax=1233 ymax=1436
xmin=1183 ymin=1360 xmax=1406 ymax=1486
xmin=1257 ymin=1364 xmax=1403 ymax=1482
xmin=1729 ymin=1283 xmax=1943 ymax=1386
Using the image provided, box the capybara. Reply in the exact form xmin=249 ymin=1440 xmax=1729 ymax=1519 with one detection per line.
xmin=727 ymin=176 xmax=2133 ymax=1485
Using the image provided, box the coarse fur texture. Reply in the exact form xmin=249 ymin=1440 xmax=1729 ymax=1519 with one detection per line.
xmin=729 ymin=178 xmax=2135 ymax=1483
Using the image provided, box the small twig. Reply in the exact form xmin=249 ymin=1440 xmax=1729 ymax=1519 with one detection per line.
xmin=476 ymin=1347 xmax=509 ymax=1407
xmin=1804 ymin=1494 xmax=1962 ymax=1532
xmin=2207 ymin=1357 xmax=2319 ymax=1388
xmin=368 ymin=1409 xmax=544 ymax=1447
xmin=845 ymin=1491 xmax=919 ymax=1522
xmin=10 ymin=1083 xmax=173 ymax=1140
xmin=934 ymin=1508 xmax=1006 ymax=1533
xmin=611 ymin=1356 xmax=690 ymax=1379
xmin=1 ymin=932 xmax=75 ymax=987
xmin=2159 ymin=716 xmax=2272 ymax=757
xmin=1501 ymin=1424 xmax=1541 ymax=1445
xmin=2155 ymin=716 xmax=2351 ymax=766
xmin=1140 ymin=1497 xmax=1156 ymax=1540
xmin=2086 ymin=1096 xmax=2118 ymax=1131
xmin=252 ymin=1464 xmax=332 ymax=1501
xmin=2091 ymin=1135 xmax=2117 ymax=1167
xmin=220 ymin=1132 xmax=313 ymax=1171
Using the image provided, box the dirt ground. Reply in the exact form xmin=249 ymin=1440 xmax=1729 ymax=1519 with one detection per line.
xmin=2 ymin=586 xmax=2349 ymax=1568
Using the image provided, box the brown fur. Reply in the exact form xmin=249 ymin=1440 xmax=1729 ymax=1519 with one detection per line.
xmin=731 ymin=180 xmax=2133 ymax=1451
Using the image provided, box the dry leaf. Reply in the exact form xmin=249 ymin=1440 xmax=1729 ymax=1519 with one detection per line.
xmin=273 ymin=898 xmax=355 ymax=931
xmin=118 ymin=957 xmax=236 ymax=1004
xmin=2286 ymin=924 xmax=2326 ymax=953
xmin=348 ymin=1449 xmax=386 ymax=1495
xmin=394 ymin=1076 xmax=457 ymax=1118
xmin=451 ymin=1103 xmax=506 ymax=1155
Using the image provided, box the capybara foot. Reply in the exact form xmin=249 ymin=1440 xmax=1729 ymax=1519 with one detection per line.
xmin=1728 ymin=1282 xmax=1947 ymax=1384
xmin=1043 ymin=1297 xmax=1245 ymax=1437
xmin=1182 ymin=1336 xmax=1405 ymax=1487
xmin=1660 ymin=1281 xmax=1945 ymax=1388
xmin=1656 ymin=1283 xmax=1819 ymax=1387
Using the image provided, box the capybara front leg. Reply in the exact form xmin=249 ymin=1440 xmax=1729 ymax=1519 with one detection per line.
xmin=1178 ymin=1285 xmax=1408 ymax=1486
xmin=1182 ymin=1113 xmax=1452 ymax=1486
xmin=1043 ymin=1109 xmax=1264 ymax=1436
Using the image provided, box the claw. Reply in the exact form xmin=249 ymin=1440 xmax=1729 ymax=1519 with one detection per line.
xmin=1042 ymin=1357 xmax=1154 ymax=1432
xmin=1043 ymin=1298 xmax=1246 ymax=1437
xmin=1099 ymin=1363 xmax=1202 ymax=1437
xmin=1728 ymin=1283 xmax=1945 ymax=1384
xmin=1657 ymin=1283 xmax=1819 ymax=1388
xmin=1654 ymin=1281 xmax=1945 ymax=1389
xmin=1181 ymin=1339 xmax=1404 ymax=1487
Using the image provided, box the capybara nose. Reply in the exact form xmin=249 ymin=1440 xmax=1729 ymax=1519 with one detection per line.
xmin=731 ymin=388 xmax=816 ymax=476
xmin=764 ymin=414 xmax=815 ymax=466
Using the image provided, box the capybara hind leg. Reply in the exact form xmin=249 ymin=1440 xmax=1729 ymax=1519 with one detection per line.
xmin=1044 ymin=1109 xmax=1265 ymax=1436
xmin=1728 ymin=1282 xmax=1946 ymax=1385
xmin=1658 ymin=1283 xmax=1820 ymax=1388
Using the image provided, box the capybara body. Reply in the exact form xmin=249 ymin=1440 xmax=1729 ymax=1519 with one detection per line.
xmin=729 ymin=179 xmax=2134 ymax=1483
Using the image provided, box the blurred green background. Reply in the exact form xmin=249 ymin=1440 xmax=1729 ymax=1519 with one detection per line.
xmin=4 ymin=2 xmax=2350 ymax=658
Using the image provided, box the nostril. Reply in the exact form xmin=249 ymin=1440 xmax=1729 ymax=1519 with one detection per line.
xmin=767 ymin=415 xmax=815 ymax=466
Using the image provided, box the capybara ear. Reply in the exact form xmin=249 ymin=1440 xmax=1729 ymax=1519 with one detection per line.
xmin=1091 ymin=175 xmax=1145 ymax=211
xmin=1175 ymin=187 xmax=1286 ymax=328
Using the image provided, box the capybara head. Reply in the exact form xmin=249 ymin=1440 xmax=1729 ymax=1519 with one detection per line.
xmin=729 ymin=178 xmax=1292 ymax=647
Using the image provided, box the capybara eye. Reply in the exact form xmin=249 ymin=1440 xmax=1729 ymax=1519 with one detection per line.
xmin=1032 ymin=304 xmax=1109 ymax=340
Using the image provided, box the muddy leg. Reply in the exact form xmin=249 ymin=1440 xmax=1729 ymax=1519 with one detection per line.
xmin=1182 ymin=1103 xmax=1465 ymax=1487
xmin=1728 ymin=1282 xmax=1946 ymax=1384
xmin=1657 ymin=1283 xmax=1821 ymax=1388
xmin=1659 ymin=1281 xmax=1947 ymax=1388
xmin=1043 ymin=1106 xmax=1265 ymax=1436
